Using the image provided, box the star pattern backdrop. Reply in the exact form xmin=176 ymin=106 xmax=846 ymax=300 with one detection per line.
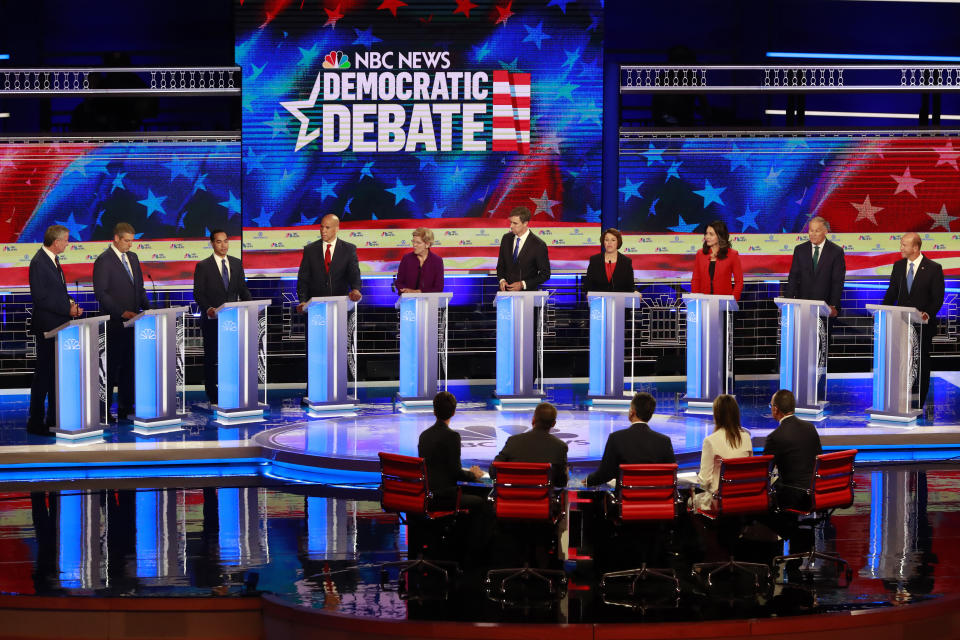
xmin=236 ymin=0 xmax=604 ymax=245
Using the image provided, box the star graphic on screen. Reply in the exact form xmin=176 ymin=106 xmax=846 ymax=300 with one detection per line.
xmin=344 ymin=197 xmax=354 ymax=215
xmin=548 ymin=0 xmax=575 ymax=14
xmin=669 ymin=215 xmax=698 ymax=233
xmin=665 ymin=161 xmax=682 ymax=182
xmin=64 ymin=154 xmax=95 ymax=177
xmin=177 ymin=211 xmax=188 ymax=229
xmin=163 ymin=155 xmax=194 ymax=182
xmin=296 ymin=213 xmax=319 ymax=226
xmin=417 ymin=154 xmax=438 ymax=170
xmin=95 ymin=210 xmax=105 ymax=228
xmin=138 ymin=189 xmax=168 ymax=218
xmin=219 ymin=191 xmax=242 ymax=216
xmin=353 ymin=26 xmax=383 ymax=49
xmin=927 ymin=204 xmax=957 ymax=231
xmin=891 ymin=166 xmax=924 ymax=197
xmin=265 ymin=110 xmax=290 ymax=138
xmin=110 ymin=171 xmax=127 ymax=193
xmin=561 ymin=47 xmax=581 ymax=69
xmin=738 ymin=205 xmax=759 ymax=231
xmin=850 ymin=195 xmax=882 ymax=226
xmin=324 ymin=3 xmax=344 ymax=28
xmin=643 ymin=143 xmax=665 ymax=166
xmin=251 ymin=207 xmax=273 ymax=227
xmin=723 ymin=144 xmax=750 ymax=171
xmin=245 ymin=147 xmax=265 ymax=174
xmin=495 ymin=1 xmax=514 ymax=25
xmin=556 ymin=81 xmax=579 ymax=100
xmin=619 ymin=177 xmax=642 ymax=202
xmin=248 ymin=62 xmax=267 ymax=81
xmin=54 ymin=212 xmax=88 ymax=237
xmin=386 ymin=178 xmax=416 ymax=205
xmin=648 ymin=198 xmax=659 ymax=216
xmin=298 ymin=43 xmax=321 ymax=66
xmin=785 ymin=138 xmax=809 ymax=151
xmin=763 ymin=167 xmax=782 ymax=188
xmin=578 ymin=100 xmax=602 ymax=126
xmin=498 ymin=58 xmax=520 ymax=72
xmin=451 ymin=164 xmax=467 ymax=187
xmin=473 ymin=41 xmax=492 ymax=61
xmin=693 ymin=180 xmax=726 ymax=208
xmin=193 ymin=173 xmax=208 ymax=193
xmin=586 ymin=13 xmax=599 ymax=31
xmin=281 ymin=73 xmax=323 ymax=151
xmin=453 ymin=0 xmax=478 ymax=18
xmin=522 ymin=22 xmax=551 ymax=49
xmin=584 ymin=204 xmax=601 ymax=223
xmin=934 ymin=141 xmax=959 ymax=170
xmin=425 ymin=202 xmax=446 ymax=218
xmin=360 ymin=161 xmax=375 ymax=180
xmin=578 ymin=56 xmax=601 ymax=79
xmin=316 ymin=178 xmax=339 ymax=201
xmin=242 ymin=89 xmax=257 ymax=113
xmin=280 ymin=169 xmax=295 ymax=187
xmin=378 ymin=0 xmax=407 ymax=17
xmin=530 ymin=190 xmax=560 ymax=218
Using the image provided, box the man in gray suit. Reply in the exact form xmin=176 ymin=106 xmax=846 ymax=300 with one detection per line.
xmin=490 ymin=402 xmax=569 ymax=487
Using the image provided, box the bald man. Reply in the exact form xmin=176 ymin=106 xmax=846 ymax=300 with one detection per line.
xmin=296 ymin=214 xmax=362 ymax=312
xmin=881 ymin=232 xmax=945 ymax=409
xmin=785 ymin=216 xmax=845 ymax=317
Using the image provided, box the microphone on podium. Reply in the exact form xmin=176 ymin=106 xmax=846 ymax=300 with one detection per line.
xmin=146 ymin=272 xmax=161 ymax=307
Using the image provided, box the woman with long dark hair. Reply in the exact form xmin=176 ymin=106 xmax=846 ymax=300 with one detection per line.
xmin=690 ymin=220 xmax=743 ymax=300
xmin=691 ymin=394 xmax=753 ymax=509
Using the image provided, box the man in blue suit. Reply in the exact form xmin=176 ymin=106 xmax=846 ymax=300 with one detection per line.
xmin=785 ymin=216 xmax=846 ymax=317
xmin=28 ymin=225 xmax=83 ymax=436
xmin=93 ymin=222 xmax=150 ymax=422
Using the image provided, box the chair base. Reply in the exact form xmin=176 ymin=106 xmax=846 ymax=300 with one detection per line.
xmin=600 ymin=563 xmax=680 ymax=597
xmin=380 ymin=556 xmax=460 ymax=600
xmin=693 ymin=556 xmax=771 ymax=590
xmin=774 ymin=550 xmax=853 ymax=587
xmin=485 ymin=564 xmax=568 ymax=599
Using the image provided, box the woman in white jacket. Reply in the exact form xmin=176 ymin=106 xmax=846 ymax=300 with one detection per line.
xmin=691 ymin=394 xmax=753 ymax=510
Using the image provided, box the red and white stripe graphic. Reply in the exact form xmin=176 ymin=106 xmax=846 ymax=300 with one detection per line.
xmin=492 ymin=70 xmax=531 ymax=153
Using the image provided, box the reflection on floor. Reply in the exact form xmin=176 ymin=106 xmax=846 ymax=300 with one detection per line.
xmin=0 ymin=465 xmax=956 ymax=622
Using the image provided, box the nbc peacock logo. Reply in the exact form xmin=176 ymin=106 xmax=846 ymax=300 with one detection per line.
xmin=322 ymin=51 xmax=350 ymax=69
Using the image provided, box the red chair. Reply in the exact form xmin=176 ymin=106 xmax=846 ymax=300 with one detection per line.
xmin=485 ymin=461 xmax=567 ymax=598
xmin=773 ymin=449 xmax=857 ymax=585
xmin=690 ymin=454 xmax=775 ymax=590
xmin=599 ymin=464 xmax=682 ymax=596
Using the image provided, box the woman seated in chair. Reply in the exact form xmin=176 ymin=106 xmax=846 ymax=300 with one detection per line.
xmin=691 ymin=394 xmax=753 ymax=510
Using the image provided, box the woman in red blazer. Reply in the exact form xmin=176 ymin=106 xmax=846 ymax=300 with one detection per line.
xmin=691 ymin=220 xmax=743 ymax=300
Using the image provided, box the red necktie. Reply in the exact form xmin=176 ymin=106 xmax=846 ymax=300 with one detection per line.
xmin=324 ymin=243 xmax=332 ymax=271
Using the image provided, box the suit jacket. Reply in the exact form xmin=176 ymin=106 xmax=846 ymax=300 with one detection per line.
xmin=584 ymin=252 xmax=635 ymax=292
xmin=417 ymin=420 xmax=475 ymax=499
xmin=490 ymin=428 xmax=569 ymax=487
xmin=495 ymin=231 xmax=551 ymax=290
xmin=92 ymin=247 xmax=150 ymax=326
xmin=881 ymin=256 xmax=945 ymax=328
xmin=691 ymin=248 xmax=744 ymax=300
xmin=395 ymin=250 xmax=444 ymax=293
xmin=586 ymin=422 xmax=676 ymax=486
xmin=193 ymin=254 xmax=252 ymax=313
xmin=762 ymin=415 xmax=822 ymax=496
xmin=297 ymin=238 xmax=363 ymax=302
xmin=28 ymin=249 xmax=73 ymax=335
xmin=785 ymin=239 xmax=846 ymax=309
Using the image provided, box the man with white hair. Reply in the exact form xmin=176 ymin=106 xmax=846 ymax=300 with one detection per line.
xmin=785 ymin=216 xmax=846 ymax=318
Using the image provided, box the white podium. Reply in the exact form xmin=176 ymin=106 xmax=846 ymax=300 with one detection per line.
xmin=683 ymin=293 xmax=737 ymax=411
xmin=396 ymin=292 xmax=452 ymax=409
xmin=775 ymin=297 xmax=830 ymax=418
xmin=304 ymin=296 xmax=357 ymax=414
xmin=494 ymin=290 xmax=549 ymax=405
xmin=125 ymin=306 xmax=190 ymax=432
xmin=44 ymin=315 xmax=110 ymax=441
xmin=215 ymin=300 xmax=271 ymax=423
xmin=587 ymin=291 xmax=641 ymax=406
xmin=867 ymin=304 xmax=925 ymax=423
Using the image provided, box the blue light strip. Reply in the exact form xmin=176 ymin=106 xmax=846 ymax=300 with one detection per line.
xmin=767 ymin=51 xmax=960 ymax=62
xmin=136 ymin=490 xmax=159 ymax=578
xmin=588 ymin=297 xmax=605 ymax=396
xmin=0 ymin=54 xmax=9 ymax=60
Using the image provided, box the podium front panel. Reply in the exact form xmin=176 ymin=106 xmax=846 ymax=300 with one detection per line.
xmin=306 ymin=298 xmax=349 ymax=405
xmin=587 ymin=295 xmax=631 ymax=398
xmin=56 ymin=325 xmax=85 ymax=432
xmin=134 ymin=315 xmax=160 ymax=418
xmin=218 ymin=305 xmax=259 ymax=411
xmin=494 ymin=293 xmax=543 ymax=398
xmin=398 ymin=296 xmax=441 ymax=400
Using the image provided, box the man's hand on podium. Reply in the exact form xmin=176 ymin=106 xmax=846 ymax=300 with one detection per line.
xmin=121 ymin=311 xmax=137 ymax=320
xmin=70 ymin=302 xmax=83 ymax=318
xmin=468 ymin=465 xmax=484 ymax=481
xmin=505 ymin=281 xmax=523 ymax=292
xmin=829 ymin=305 xmax=838 ymax=318
xmin=348 ymin=289 xmax=362 ymax=302
xmin=398 ymin=288 xmax=420 ymax=294
xmin=207 ymin=307 xmax=217 ymax=319
xmin=499 ymin=279 xmax=507 ymax=291
xmin=296 ymin=302 xmax=305 ymax=314
xmin=921 ymin=311 xmax=930 ymax=322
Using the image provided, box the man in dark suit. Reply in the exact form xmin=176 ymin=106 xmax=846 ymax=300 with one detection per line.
xmin=763 ymin=389 xmax=822 ymax=509
xmin=417 ymin=391 xmax=483 ymax=510
xmin=28 ymin=225 xmax=83 ymax=436
xmin=785 ymin=216 xmax=846 ymax=317
xmin=586 ymin=392 xmax=675 ymax=486
xmin=193 ymin=228 xmax=252 ymax=406
xmin=489 ymin=402 xmax=569 ymax=487
xmin=296 ymin=214 xmax=362 ymax=311
xmin=881 ymin=232 xmax=945 ymax=410
xmin=495 ymin=206 xmax=551 ymax=292
xmin=93 ymin=222 xmax=150 ymax=422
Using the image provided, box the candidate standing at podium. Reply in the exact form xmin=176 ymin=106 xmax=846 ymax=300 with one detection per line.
xmin=584 ymin=228 xmax=635 ymax=292
xmin=785 ymin=216 xmax=845 ymax=317
xmin=495 ymin=206 xmax=551 ymax=291
xmin=27 ymin=225 xmax=83 ymax=436
xmin=93 ymin=222 xmax=150 ymax=422
xmin=193 ymin=229 xmax=252 ymax=406
xmin=881 ymin=232 xmax=945 ymax=410
xmin=296 ymin=214 xmax=362 ymax=312
xmin=690 ymin=220 xmax=743 ymax=301
xmin=395 ymin=227 xmax=444 ymax=294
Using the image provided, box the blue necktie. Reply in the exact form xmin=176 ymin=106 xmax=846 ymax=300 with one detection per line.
xmin=221 ymin=258 xmax=230 ymax=290
xmin=121 ymin=253 xmax=134 ymax=282
xmin=512 ymin=236 xmax=520 ymax=262
xmin=907 ymin=261 xmax=914 ymax=294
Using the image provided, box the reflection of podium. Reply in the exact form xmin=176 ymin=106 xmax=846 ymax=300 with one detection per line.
xmin=587 ymin=291 xmax=641 ymax=405
xmin=215 ymin=300 xmax=271 ymax=423
xmin=867 ymin=304 xmax=925 ymax=423
xmin=683 ymin=293 xmax=737 ymax=410
xmin=304 ymin=296 xmax=356 ymax=414
xmin=776 ymin=297 xmax=830 ymax=417
xmin=125 ymin=306 xmax=190 ymax=432
xmin=397 ymin=292 xmax=453 ymax=408
xmin=494 ymin=290 xmax=549 ymax=405
xmin=44 ymin=315 xmax=110 ymax=440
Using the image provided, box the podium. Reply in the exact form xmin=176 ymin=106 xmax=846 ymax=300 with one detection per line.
xmin=304 ymin=296 xmax=357 ymax=414
xmin=775 ymin=298 xmax=830 ymax=417
xmin=587 ymin=291 xmax=641 ymax=406
xmin=397 ymin=292 xmax=453 ymax=408
xmin=683 ymin=293 xmax=737 ymax=411
xmin=215 ymin=300 xmax=271 ymax=423
xmin=494 ymin=290 xmax=549 ymax=405
xmin=124 ymin=306 xmax=190 ymax=432
xmin=44 ymin=315 xmax=110 ymax=440
xmin=866 ymin=304 xmax=925 ymax=423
